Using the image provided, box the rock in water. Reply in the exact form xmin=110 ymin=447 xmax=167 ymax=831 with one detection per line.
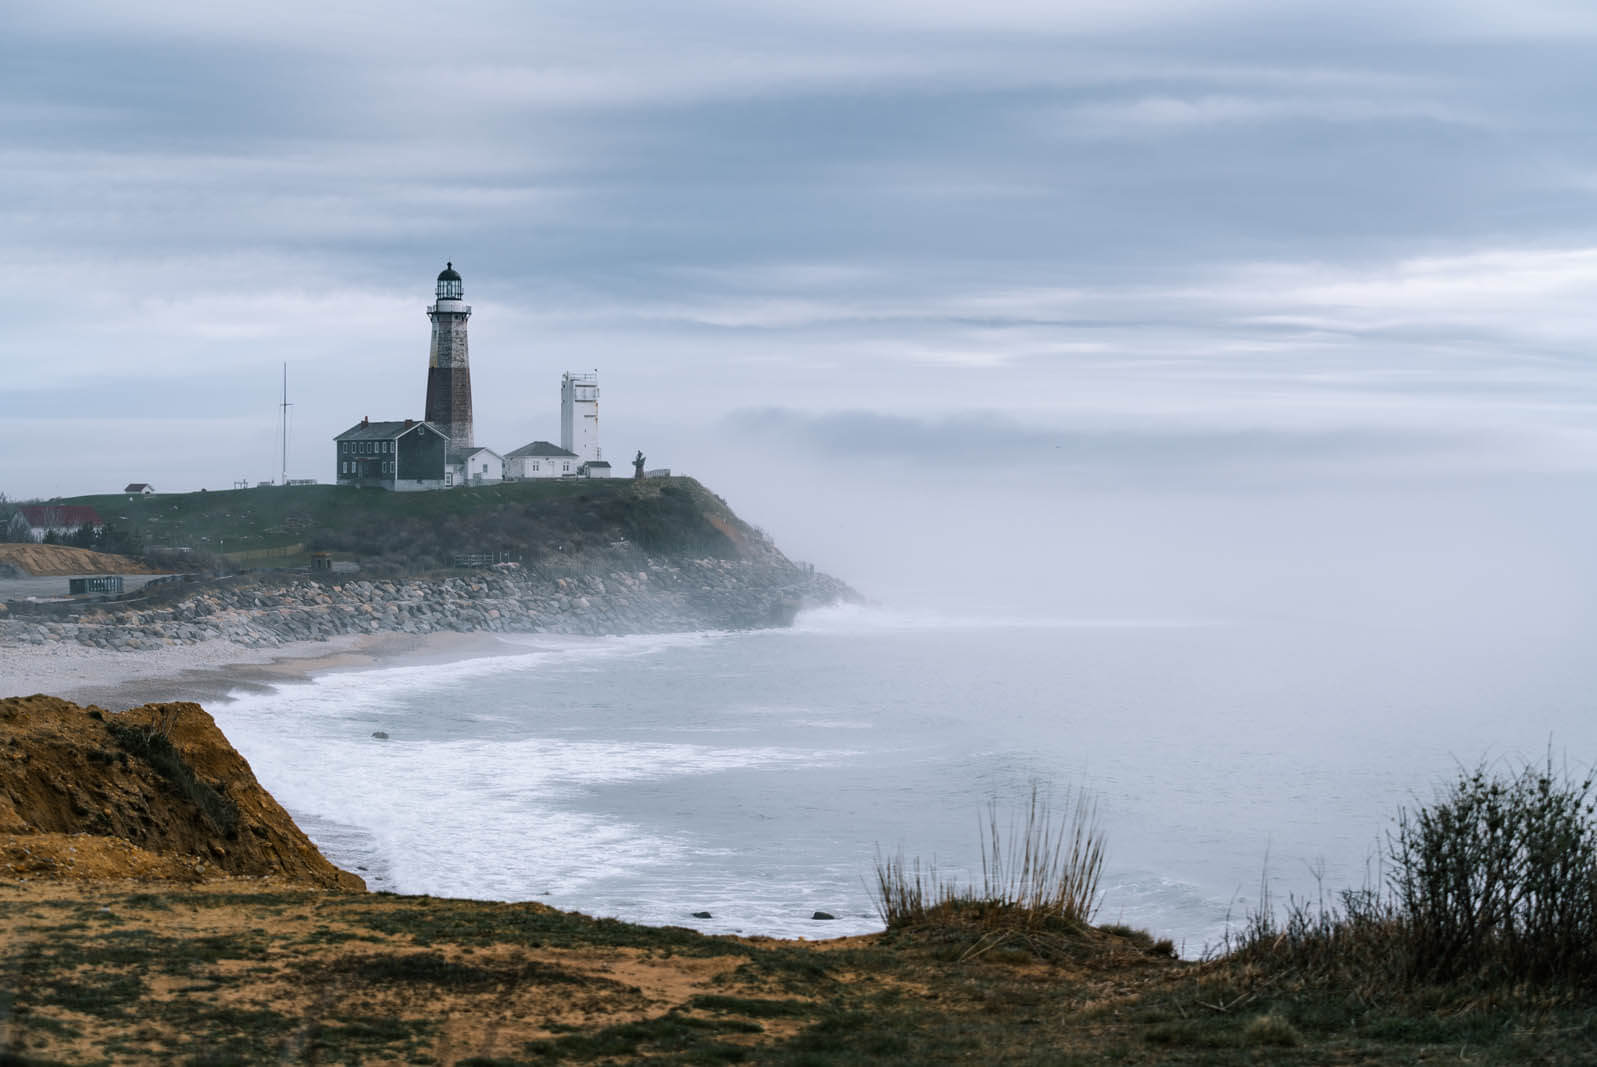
xmin=812 ymin=911 xmax=836 ymax=921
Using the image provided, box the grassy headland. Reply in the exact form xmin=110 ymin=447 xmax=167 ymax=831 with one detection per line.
xmin=55 ymin=477 xmax=773 ymax=574
xmin=1 ymin=478 xmax=849 ymax=657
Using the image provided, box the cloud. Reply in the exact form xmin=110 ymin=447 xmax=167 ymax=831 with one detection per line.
xmin=6 ymin=0 xmax=1597 ymax=501
xmin=531 ymin=240 xmax=1597 ymax=376
xmin=726 ymin=0 xmax=1252 ymax=34
xmin=1191 ymin=246 xmax=1597 ymax=353
xmin=1045 ymin=94 xmax=1487 ymax=134
xmin=719 ymin=407 xmax=1527 ymax=488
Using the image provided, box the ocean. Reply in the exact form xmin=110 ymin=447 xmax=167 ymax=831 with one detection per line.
xmin=212 ymin=601 xmax=1597 ymax=955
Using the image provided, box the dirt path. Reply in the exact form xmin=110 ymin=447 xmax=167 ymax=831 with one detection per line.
xmin=0 ymin=544 xmax=157 ymax=576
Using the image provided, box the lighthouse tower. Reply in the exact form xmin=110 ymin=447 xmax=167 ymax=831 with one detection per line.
xmin=560 ymin=371 xmax=601 ymax=462
xmin=424 ymin=262 xmax=474 ymax=448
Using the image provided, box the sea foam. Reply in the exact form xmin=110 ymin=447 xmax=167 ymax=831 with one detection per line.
xmin=213 ymin=628 xmax=853 ymax=903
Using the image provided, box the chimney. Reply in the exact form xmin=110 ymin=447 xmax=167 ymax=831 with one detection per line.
xmin=362 ymin=416 xmax=369 ymax=426
xmin=404 ymin=418 xmax=413 ymax=428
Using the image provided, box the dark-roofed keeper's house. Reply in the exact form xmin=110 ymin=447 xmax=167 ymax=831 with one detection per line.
xmin=334 ymin=419 xmax=450 ymax=491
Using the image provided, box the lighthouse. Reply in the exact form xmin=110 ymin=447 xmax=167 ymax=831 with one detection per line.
xmin=424 ymin=262 xmax=474 ymax=448
xmin=560 ymin=371 xmax=601 ymax=462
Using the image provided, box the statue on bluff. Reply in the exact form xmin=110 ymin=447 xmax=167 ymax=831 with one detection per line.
xmin=633 ymin=451 xmax=646 ymax=480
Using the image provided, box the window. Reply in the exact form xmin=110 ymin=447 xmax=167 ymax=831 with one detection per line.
xmin=562 ymin=462 xmax=570 ymax=472
xmin=531 ymin=461 xmax=539 ymax=471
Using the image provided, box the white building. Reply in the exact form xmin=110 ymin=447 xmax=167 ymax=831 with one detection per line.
xmin=560 ymin=371 xmax=601 ymax=463
xmin=447 ymin=446 xmax=504 ymax=487
xmin=504 ymin=440 xmax=580 ymax=479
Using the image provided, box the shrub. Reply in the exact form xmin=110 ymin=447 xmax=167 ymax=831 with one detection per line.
xmin=1232 ymin=758 xmax=1597 ymax=991
xmin=1391 ymin=760 xmax=1597 ymax=985
xmin=873 ymin=785 xmax=1105 ymax=931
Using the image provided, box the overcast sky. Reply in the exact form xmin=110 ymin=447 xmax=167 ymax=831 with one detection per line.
xmin=6 ymin=1 xmax=1597 ymax=583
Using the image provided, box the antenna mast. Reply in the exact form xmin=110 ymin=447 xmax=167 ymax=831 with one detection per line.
xmin=279 ymin=363 xmax=293 ymax=486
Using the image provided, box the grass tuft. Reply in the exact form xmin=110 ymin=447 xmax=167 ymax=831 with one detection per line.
xmin=873 ymin=784 xmax=1104 ymax=932
xmin=1243 ymin=1013 xmax=1302 ymax=1047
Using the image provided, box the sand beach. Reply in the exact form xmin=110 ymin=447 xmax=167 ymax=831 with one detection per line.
xmin=0 ymin=629 xmax=521 ymax=710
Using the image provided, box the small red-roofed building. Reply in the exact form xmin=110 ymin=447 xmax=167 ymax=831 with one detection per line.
xmin=19 ymin=505 xmax=104 ymax=542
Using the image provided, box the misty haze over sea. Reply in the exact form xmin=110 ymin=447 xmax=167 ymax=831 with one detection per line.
xmin=208 ymin=460 xmax=1597 ymax=952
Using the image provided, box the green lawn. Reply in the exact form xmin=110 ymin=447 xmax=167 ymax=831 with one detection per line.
xmin=59 ymin=479 xmax=682 ymax=559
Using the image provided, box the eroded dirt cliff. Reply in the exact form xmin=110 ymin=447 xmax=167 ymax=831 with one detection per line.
xmin=0 ymin=695 xmax=362 ymax=890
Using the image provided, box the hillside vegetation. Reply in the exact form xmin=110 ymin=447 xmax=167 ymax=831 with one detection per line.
xmin=61 ymin=478 xmax=778 ymax=574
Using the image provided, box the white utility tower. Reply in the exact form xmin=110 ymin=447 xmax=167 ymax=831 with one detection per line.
xmin=560 ymin=371 xmax=601 ymax=462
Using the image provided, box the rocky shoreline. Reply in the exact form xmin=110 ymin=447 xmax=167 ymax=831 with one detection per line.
xmin=0 ymin=558 xmax=856 ymax=653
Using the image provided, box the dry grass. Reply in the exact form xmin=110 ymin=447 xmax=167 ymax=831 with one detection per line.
xmin=873 ymin=785 xmax=1105 ymax=931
